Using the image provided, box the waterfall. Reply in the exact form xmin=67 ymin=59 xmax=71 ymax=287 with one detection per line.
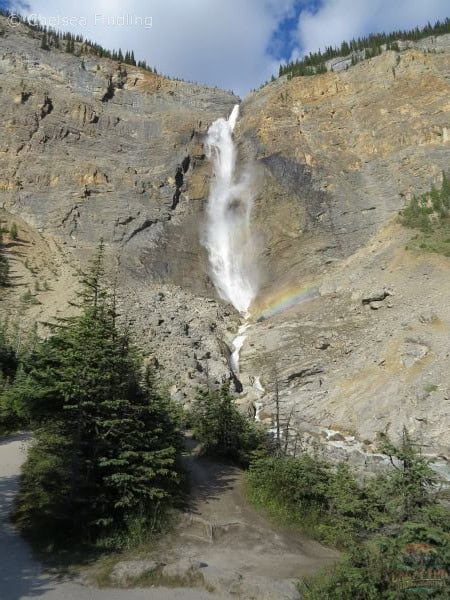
xmin=203 ymin=104 xmax=257 ymax=315
xmin=230 ymin=323 xmax=250 ymax=374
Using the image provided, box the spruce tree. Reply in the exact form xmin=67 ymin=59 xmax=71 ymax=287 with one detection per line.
xmin=13 ymin=243 xmax=182 ymax=544
xmin=191 ymin=383 xmax=264 ymax=465
xmin=0 ymin=228 xmax=9 ymax=287
xmin=9 ymin=222 xmax=18 ymax=240
xmin=40 ymin=32 xmax=49 ymax=50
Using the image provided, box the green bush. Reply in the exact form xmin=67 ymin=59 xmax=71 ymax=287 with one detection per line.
xmin=190 ymin=383 xmax=266 ymax=466
xmin=246 ymin=429 xmax=449 ymax=598
xmin=0 ymin=322 xmax=21 ymax=433
xmin=300 ymin=517 xmax=450 ymax=599
xmin=0 ymin=229 xmax=9 ymax=287
xmin=20 ymin=290 xmax=40 ymax=305
xmin=247 ymin=455 xmax=385 ymax=547
xmin=400 ymin=173 xmax=450 ymax=256
xmin=9 ymin=222 xmax=18 ymax=240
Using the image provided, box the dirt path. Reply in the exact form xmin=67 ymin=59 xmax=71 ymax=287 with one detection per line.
xmin=0 ymin=433 xmax=337 ymax=599
xmin=166 ymin=435 xmax=338 ymax=582
xmin=0 ymin=434 xmax=225 ymax=600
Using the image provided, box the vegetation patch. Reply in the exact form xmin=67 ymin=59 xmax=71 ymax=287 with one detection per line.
xmin=189 ymin=383 xmax=267 ymax=466
xmin=0 ymin=321 xmax=21 ymax=434
xmin=0 ymin=223 xmax=9 ymax=287
xmin=246 ymin=431 xmax=450 ymax=598
xmin=401 ymin=173 xmax=450 ymax=256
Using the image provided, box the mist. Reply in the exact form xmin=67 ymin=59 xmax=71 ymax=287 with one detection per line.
xmin=203 ymin=105 xmax=259 ymax=315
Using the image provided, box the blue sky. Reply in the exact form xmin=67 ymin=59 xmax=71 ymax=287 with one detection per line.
xmin=2 ymin=0 xmax=449 ymax=95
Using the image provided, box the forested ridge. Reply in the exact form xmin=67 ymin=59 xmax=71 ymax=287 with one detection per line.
xmin=279 ymin=16 xmax=450 ymax=79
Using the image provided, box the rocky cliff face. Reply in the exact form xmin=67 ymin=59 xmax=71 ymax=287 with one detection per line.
xmin=0 ymin=16 xmax=239 ymax=395
xmin=1 ymin=18 xmax=449 ymax=472
xmin=234 ymin=42 xmax=450 ymax=472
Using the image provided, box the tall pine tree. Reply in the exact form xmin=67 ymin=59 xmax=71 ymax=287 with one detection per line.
xmin=0 ymin=227 xmax=8 ymax=287
xmin=13 ymin=243 xmax=182 ymax=544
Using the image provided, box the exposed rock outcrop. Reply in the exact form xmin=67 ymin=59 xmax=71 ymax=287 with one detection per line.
xmin=1 ymin=17 xmax=449 ymax=468
xmin=233 ymin=43 xmax=450 ymax=469
xmin=0 ymin=15 xmax=238 ymax=389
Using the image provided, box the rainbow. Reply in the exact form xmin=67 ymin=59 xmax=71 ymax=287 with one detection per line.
xmin=251 ymin=285 xmax=319 ymax=322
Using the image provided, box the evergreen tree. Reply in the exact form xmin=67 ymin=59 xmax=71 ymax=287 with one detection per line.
xmin=12 ymin=243 xmax=182 ymax=544
xmin=65 ymin=35 xmax=74 ymax=54
xmin=9 ymin=222 xmax=18 ymax=240
xmin=40 ymin=32 xmax=49 ymax=50
xmin=191 ymin=383 xmax=265 ymax=465
xmin=378 ymin=428 xmax=438 ymax=522
xmin=0 ymin=320 xmax=23 ymax=433
xmin=0 ymin=228 xmax=9 ymax=287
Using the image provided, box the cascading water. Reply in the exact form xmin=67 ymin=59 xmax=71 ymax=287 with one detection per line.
xmin=230 ymin=323 xmax=250 ymax=374
xmin=203 ymin=104 xmax=257 ymax=316
xmin=204 ymin=105 xmax=259 ymax=389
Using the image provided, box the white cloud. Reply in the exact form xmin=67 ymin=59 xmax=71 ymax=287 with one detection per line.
xmin=9 ymin=1 xmax=450 ymax=95
xmin=295 ymin=0 xmax=450 ymax=57
xmin=12 ymin=0 xmax=296 ymax=96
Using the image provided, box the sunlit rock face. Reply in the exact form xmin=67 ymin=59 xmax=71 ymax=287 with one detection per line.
xmin=0 ymin=15 xmax=238 ymax=295
xmin=0 ymin=15 xmax=239 ymax=396
xmin=232 ymin=44 xmax=450 ymax=466
xmin=1 ymin=16 xmax=450 ymax=468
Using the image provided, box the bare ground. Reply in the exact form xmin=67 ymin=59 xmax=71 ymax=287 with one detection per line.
xmin=166 ymin=435 xmax=338 ymax=580
xmin=0 ymin=434 xmax=337 ymax=599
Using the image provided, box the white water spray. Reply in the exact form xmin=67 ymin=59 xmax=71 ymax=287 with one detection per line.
xmin=230 ymin=323 xmax=250 ymax=375
xmin=203 ymin=104 xmax=257 ymax=315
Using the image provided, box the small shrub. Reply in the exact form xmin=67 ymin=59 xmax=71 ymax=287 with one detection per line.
xmin=424 ymin=384 xmax=438 ymax=394
xmin=9 ymin=222 xmax=18 ymax=240
xmin=20 ymin=290 xmax=40 ymax=305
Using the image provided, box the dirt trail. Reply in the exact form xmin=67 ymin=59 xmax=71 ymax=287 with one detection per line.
xmin=0 ymin=435 xmax=225 ymax=600
xmin=168 ymin=435 xmax=338 ymax=581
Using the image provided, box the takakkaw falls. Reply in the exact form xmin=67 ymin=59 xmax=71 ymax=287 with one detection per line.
xmin=204 ymin=105 xmax=256 ymax=380
xmin=0 ymin=9 xmax=450 ymax=600
xmin=204 ymin=105 xmax=255 ymax=316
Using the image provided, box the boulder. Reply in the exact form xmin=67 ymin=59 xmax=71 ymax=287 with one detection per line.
xmin=110 ymin=560 xmax=161 ymax=585
xmin=161 ymin=558 xmax=206 ymax=579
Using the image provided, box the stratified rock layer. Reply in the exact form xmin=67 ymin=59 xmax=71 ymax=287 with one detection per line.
xmin=0 ymin=16 xmax=239 ymax=390
xmin=1 ymin=18 xmax=449 ymax=468
xmin=234 ymin=43 xmax=450 ymax=468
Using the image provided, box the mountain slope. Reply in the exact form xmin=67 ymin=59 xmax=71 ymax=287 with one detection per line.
xmin=234 ymin=41 xmax=450 ymax=471
xmin=1 ymin=18 xmax=449 ymax=471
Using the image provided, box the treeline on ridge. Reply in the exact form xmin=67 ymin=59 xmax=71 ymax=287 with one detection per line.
xmin=0 ymin=8 xmax=157 ymax=72
xmin=279 ymin=16 xmax=450 ymax=79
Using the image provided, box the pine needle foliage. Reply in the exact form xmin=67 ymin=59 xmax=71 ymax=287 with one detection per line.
xmin=401 ymin=172 xmax=450 ymax=256
xmin=191 ymin=383 xmax=266 ymax=466
xmin=11 ymin=243 xmax=182 ymax=546
xmin=279 ymin=17 xmax=450 ymax=80
xmin=246 ymin=429 xmax=449 ymax=598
